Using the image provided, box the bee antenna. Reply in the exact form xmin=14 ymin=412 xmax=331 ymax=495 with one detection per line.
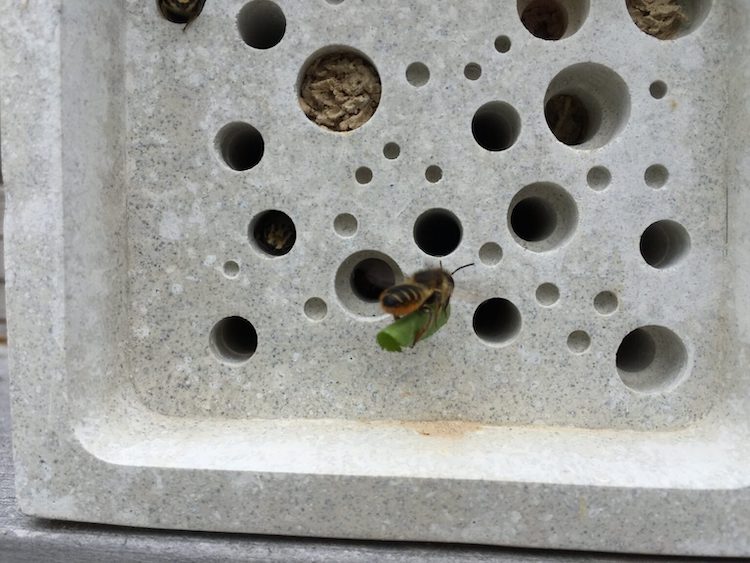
xmin=450 ymin=262 xmax=475 ymax=276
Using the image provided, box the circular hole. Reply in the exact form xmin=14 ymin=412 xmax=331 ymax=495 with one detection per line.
xmin=215 ymin=122 xmax=264 ymax=171
xmin=210 ymin=316 xmax=258 ymax=364
xmin=479 ymin=242 xmax=503 ymax=266
xmin=335 ymin=251 xmax=402 ymax=317
xmin=472 ymin=101 xmax=521 ymax=152
xmin=383 ymin=142 xmax=401 ymax=159
xmin=414 ymin=208 xmax=462 ymax=257
xmin=473 ymin=298 xmax=522 ymax=345
xmin=535 ymin=283 xmax=559 ymax=306
xmin=649 ymin=80 xmax=668 ymax=99
xmin=626 ymin=0 xmax=712 ymax=40
xmin=644 ymin=164 xmax=668 ymax=188
xmin=616 ymin=325 xmax=688 ymax=393
xmin=223 ymin=260 xmax=240 ymax=278
xmin=333 ymin=213 xmax=358 ymax=237
xmin=304 ymin=297 xmax=328 ymax=321
xmin=298 ymin=47 xmax=381 ymax=132
xmin=494 ymin=35 xmax=512 ymax=52
xmin=355 ymin=166 xmax=373 ymax=184
xmin=326 ymin=0 xmax=345 ymax=3
xmin=508 ymin=182 xmax=578 ymax=252
xmin=587 ymin=166 xmax=611 ymax=191
xmin=544 ymin=63 xmax=630 ymax=149
xmin=248 ymin=210 xmax=296 ymax=256
xmin=518 ymin=0 xmax=590 ymax=40
xmin=464 ymin=63 xmax=482 ymax=80
xmin=511 ymin=198 xmax=557 ymax=242
xmin=567 ymin=330 xmax=591 ymax=354
xmin=593 ymin=290 xmax=618 ymax=315
xmin=425 ymin=165 xmax=443 ymax=183
xmin=237 ymin=0 xmax=286 ymax=49
xmin=406 ymin=62 xmax=430 ymax=87
xmin=158 ymin=0 xmax=206 ymax=24
xmin=640 ymin=220 xmax=690 ymax=269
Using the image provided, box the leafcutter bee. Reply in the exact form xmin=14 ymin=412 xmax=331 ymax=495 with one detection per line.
xmin=379 ymin=263 xmax=474 ymax=345
xmin=157 ymin=0 xmax=207 ymax=30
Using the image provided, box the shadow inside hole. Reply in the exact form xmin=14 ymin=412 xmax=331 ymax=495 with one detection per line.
xmin=617 ymin=328 xmax=656 ymax=372
xmin=545 ymin=94 xmax=589 ymax=145
xmin=414 ymin=209 xmax=462 ymax=257
xmin=471 ymin=102 xmax=521 ymax=152
xmin=640 ymin=220 xmax=690 ymax=268
xmin=520 ymin=0 xmax=568 ymax=40
xmin=250 ymin=210 xmax=296 ymax=256
xmin=510 ymin=198 xmax=557 ymax=242
xmin=350 ymin=258 xmax=395 ymax=302
xmin=473 ymin=298 xmax=522 ymax=344
xmin=217 ymin=122 xmax=264 ymax=171
xmin=238 ymin=0 xmax=287 ymax=49
xmin=210 ymin=316 xmax=258 ymax=363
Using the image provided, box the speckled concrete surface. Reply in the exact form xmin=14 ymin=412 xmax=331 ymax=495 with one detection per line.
xmin=3 ymin=0 xmax=750 ymax=557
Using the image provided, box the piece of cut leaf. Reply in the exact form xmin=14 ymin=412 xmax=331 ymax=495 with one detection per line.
xmin=376 ymin=306 xmax=451 ymax=352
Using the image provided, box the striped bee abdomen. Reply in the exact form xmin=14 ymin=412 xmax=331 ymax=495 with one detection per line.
xmin=379 ymin=283 xmax=432 ymax=317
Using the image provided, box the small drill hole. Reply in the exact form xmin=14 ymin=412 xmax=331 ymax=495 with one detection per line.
xmin=649 ymin=80 xmax=668 ymax=99
xmin=640 ymin=220 xmax=690 ymax=268
xmin=645 ymin=164 xmax=669 ymax=188
xmin=464 ymin=63 xmax=482 ymax=80
xmin=210 ymin=316 xmax=258 ymax=364
xmin=383 ymin=142 xmax=401 ymax=159
xmin=355 ymin=167 xmax=373 ymax=184
xmin=479 ymin=242 xmax=503 ymax=266
xmin=594 ymin=291 xmax=618 ymax=315
xmin=304 ymin=297 xmax=328 ymax=321
xmin=587 ymin=166 xmax=611 ymax=191
xmin=472 ymin=101 xmax=521 ymax=152
xmin=473 ymin=298 xmax=522 ymax=345
xmin=333 ymin=213 xmax=358 ymax=237
xmin=216 ymin=122 xmax=264 ymax=171
xmin=223 ymin=260 xmax=240 ymax=278
xmin=425 ymin=165 xmax=443 ymax=183
xmin=414 ymin=208 xmax=462 ymax=257
xmin=535 ymin=283 xmax=559 ymax=306
xmin=494 ymin=35 xmax=512 ymax=53
xmin=616 ymin=325 xmax=688 ymax=393
xmin=249 ymin=210 xmax=296 ymax=256
xmin=567 ymin=330 xmax=591 ymax=353
xmin=406 ymin=62 xmax=430 ymax=87
xmin=350 ymin=258 xmax=396 ymax=302
xmin=238 ymin=0 xmax=286 ymax=49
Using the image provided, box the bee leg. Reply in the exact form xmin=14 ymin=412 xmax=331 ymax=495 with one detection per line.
xmin=412 ymin=304 xmax=437 ymax=346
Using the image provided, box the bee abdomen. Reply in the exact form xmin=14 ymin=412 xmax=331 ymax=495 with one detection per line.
xmin=380 ymin=284 xmax=430 ymax=317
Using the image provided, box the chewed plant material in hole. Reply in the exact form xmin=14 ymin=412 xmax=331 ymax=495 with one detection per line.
xmin=377 ymin=263 xmax=474 ymax=352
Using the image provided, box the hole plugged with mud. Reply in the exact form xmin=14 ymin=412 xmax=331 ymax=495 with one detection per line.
xmin=299 ymin=49 xmax=381 ymax=132
xmin=249 ymin=210 xmax=296 ymax=256
xmin=626 ymin=0 xmax=710 ymax=40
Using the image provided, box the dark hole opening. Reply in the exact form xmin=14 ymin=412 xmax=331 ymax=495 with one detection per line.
xmin=211 ymin=316 xmax=258 ymax=362
xmin=472 ymin=103 xmax=519 ymax=152
xmin=238 ymin=0 xmax=287 ymax=49
xmin=510 ymin=197 xmax=557 ymax=242
xmin=616 ymin=328 xmax=656 ymax=373
xmin=218 ymin=123 xmax=265 ymax=171
xmin=413 ymin=209 xmax=462 ymax=257
xmin=251 ymin=210 xmax=296 ymax=256
xmin=520 ymin=0 xmax=568 ymax=40
xmin=545 ymin=93 xmax=589 ymax=146
xmin=473 ymin=298 xmax=522 ymax=344
xmin=350 ymin=258 xmax=395 ymax=302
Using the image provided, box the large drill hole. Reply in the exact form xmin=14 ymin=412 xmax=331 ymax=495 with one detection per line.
xmin=335 ymin=251 xmax=402 ymax=317
xmin=616 ymin=325 xmax=688 ymax=393
xmin=248 ymin=210 xmax=296 ymax=256
xmin=238 ymin=0 xmax=286 ymax=49
xmin=472 ymin=102 xmax=521 ymax=152
xmin=626 ymin=0 xmax=712 ymax=40
xmin=216 ymin=122 xmax=264 ymax=171
xmin=508 ymin=183 xmax=578 ymax=252
xmin=473 ymin=298 xmax=522 ymax=345
xmin=210 ymin=316 xmax=258 ymax=364
xmin=640 ymin=220 xmax=690 ymax=269
xmin=413 ymin=209 xmax=462 ymax=257
xmin=544 ymin=63 xmax=630 ymax=149
xmin=518 ymin=0 xmax=590 ymax=40
xmin=298 ymin=47 xmax=381 ymax=132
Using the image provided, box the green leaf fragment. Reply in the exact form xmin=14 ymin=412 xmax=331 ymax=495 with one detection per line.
xmin=376 ymin=305 xmax=451 ymax=352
